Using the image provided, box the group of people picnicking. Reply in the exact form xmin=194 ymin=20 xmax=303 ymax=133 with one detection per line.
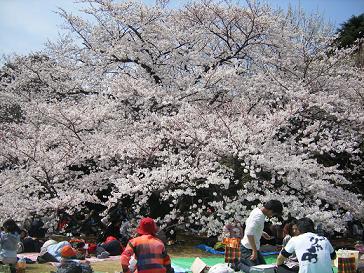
xmin=236 ymin=200 xmax=337 ymax=273
xmin=0 ymin=200 xmax=359 ymax=273
xmin=0 ymin=216 xmax=169 ymax=273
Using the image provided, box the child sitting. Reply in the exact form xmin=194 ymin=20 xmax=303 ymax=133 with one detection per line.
xmin=0 ymin=219 xmax=21 ymax=273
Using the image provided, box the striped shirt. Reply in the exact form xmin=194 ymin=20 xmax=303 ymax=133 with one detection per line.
xmin=121 ymin=235 xmax=171 ymax=273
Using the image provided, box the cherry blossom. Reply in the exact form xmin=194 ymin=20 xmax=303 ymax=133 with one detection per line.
xmin=0 ymin=0 xmax=363 ymax=234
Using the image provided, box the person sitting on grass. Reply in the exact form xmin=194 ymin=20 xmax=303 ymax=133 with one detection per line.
xmin=18 ymin=229 xmax=43 ymax=253
xmin=56 ymin=245 xmax=93 ymax=273
xmin=98 ymin=236 xmax=124 ymax=256
xmin=121 ymin=217 xmax=173 ymax=273
xmin=277 ymin=219 xmax=300 ymax=273
xmin=277 ymin=218 xmax=336 ymax=273
xmin=0 ymin=219 xmax=21 ymax=273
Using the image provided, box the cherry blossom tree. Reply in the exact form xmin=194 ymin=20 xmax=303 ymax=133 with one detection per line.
xmin=0 ymin=0 xmax=363 ymax=234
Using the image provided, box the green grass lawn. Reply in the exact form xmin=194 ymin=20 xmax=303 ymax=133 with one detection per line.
xmin=24 ymin=244 xmax=216 ymax=273
xmin=21 ymin=244 xmax=341 ymax=273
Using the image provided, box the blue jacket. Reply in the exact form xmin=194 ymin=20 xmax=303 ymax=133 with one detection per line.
xmin=47 ymin=241 xmax=71 ymax=261
xmin=0 ymin=232 xmax=20 ymax=263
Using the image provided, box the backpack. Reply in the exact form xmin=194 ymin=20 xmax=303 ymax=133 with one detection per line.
xmin=56 ymin=262 xmax=93 ymax=273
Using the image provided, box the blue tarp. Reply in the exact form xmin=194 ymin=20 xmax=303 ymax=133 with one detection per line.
xmin=195 ymin=244 xmax=280 ymax=256
xmin=196 ymin=244 xmax=224 ymax=255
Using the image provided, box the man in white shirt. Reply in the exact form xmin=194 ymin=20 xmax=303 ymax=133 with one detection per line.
xmin=240 ymin=200 xmax=283 ymax=270
xmin=277 ymin=218 xmax=336 ymax=273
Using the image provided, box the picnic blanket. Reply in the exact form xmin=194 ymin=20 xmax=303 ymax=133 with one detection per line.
xmin=86 ymin=255 xmax=120 ymax=263
xmin=171 ymin=256 xmax=277 ymax=270
xmin=171 ymin=256 xmax=340 ymax=273
xmin=17 ymin=252 xmax=39 ymax=262
xmin=17 ymin=252 xmax=121 ymax=264
xmin=356 ymin=244 xmax=364 ymax=254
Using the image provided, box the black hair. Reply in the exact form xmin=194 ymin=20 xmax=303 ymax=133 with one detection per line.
xmin=20 ymin=229 xmax=28 ymax=235
xmin=3 ymin=219 xmax=21 ymax=234
xmin=19 ymin=229 xmax=28 ymax=239
xmin=296 ymin=217 xmax=315 ymax=233
xmin=283 ymin=219 xmax=298 ymax=236
xmin=263 ymin=200 xmax=283 ymax=215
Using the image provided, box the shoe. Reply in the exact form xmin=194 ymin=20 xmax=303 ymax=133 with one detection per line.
xmin=97 ymin=251 xmax=110 ymax=259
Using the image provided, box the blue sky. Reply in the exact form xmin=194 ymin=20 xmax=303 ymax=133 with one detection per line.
xmin=0 ymin=0 xmax=363 ymax=57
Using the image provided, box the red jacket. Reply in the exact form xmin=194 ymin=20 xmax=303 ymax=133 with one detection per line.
xmin=121 ymin=235 xmax=171 ymax=273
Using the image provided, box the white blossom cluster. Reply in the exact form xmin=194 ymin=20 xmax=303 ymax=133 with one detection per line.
xmin=0 ymin=0 xmax=363 ymax=234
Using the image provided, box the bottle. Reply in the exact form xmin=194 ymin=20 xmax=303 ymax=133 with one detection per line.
xmin=85 ymin=244 xmax=90 ymax=258
xmin=16 ymin=257 xmax=26 ymax=273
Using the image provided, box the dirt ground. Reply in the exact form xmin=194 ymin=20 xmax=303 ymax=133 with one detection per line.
xmin=26 ymin=261 xmax=120 ymax=273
